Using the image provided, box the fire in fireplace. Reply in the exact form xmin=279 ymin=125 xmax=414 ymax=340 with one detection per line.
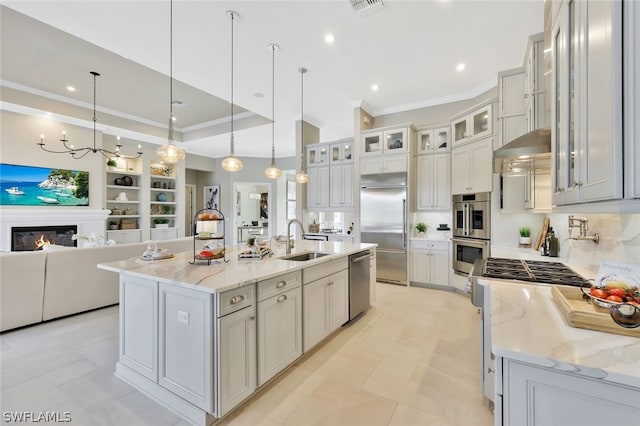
xmin=11 ymin=225 xmax=78 ymax=251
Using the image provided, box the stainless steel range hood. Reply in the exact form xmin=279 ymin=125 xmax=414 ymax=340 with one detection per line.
xmin=494 ymin=128 xmax=551 ymax=174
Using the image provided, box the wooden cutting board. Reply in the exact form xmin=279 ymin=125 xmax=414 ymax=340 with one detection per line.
xmin=551 ymin=286 xmax=640 ymax=337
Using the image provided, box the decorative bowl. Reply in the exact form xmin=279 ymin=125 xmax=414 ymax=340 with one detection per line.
xmin=156 ymin=192 xmax=167 ymax=202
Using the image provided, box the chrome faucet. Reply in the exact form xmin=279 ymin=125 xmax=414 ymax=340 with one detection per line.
xmin=568 ymin=215 xmax=600 ymax=244
xmin=286 ymin=219 xmax=305 ymax=254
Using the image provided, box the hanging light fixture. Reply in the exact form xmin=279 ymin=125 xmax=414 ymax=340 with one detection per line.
xmin=37 ymin=71 xmax=142 ymax=160
xmin=295 ymin=67 xmax=309 ymax=184
xmin=156 ymin=0 xmax=185 ymax=164
xmin=264 ymin=43 xmax=282 ymax=179
xmin=221 ymin=10 xmax=243 ymax=172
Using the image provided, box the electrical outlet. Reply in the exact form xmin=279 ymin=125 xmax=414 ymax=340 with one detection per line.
xmin=177 ymin=310 xmax=189 ymax=324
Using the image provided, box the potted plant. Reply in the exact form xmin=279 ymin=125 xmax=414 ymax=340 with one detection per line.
xmin=154 ymin=218 xmax=170 ymax=229
xmin=519 ymin=227 xmax=531 ymax=245
xmin=106 ymin=158 xmax=117 ymax=170
xmin=416 ymin=222 xmax=428 ymax=237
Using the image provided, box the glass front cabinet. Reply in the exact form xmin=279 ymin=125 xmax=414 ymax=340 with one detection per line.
xmin=361 ymin=126 xmax=410 ymax=156
xmin=416 ymin=126 xmax=450 ymax=154
xmin=330 ymin=140 xmax=353 ymax=164
xmin=451 ymin=104 xmax=493 ymax=146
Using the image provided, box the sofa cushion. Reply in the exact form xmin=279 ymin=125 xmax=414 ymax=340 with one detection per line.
xmin=1 ymin=251 xmax=46 ymax=332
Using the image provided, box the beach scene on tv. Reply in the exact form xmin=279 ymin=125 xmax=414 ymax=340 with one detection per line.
xmin=0 ymin=163 xmax=89 ymax=206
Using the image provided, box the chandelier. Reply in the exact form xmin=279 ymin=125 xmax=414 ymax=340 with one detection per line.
xmin=156 ymin=0 xmax=185 ymax=164
xmin=37 ymin=71 xmax=142 ymax=160
xmin=295 ymin=67 xmax=309 ymax=184
xmin=264 ymin=43 xmax=281 ymax=179
xmin=221 ymin=10 xmax=243 ymax=172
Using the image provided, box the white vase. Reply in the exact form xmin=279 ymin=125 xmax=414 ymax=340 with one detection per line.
xmin=519 ymin=236 xmax=531 ymax=245
xmin=418 ymin=232 xmax=425 ymax=238
xmin=156 ymin=223 xmax=169 ymax=229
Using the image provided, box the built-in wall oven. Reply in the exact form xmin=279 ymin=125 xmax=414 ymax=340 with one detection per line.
xmin=452 ymin=192 xmax=491 ymax=274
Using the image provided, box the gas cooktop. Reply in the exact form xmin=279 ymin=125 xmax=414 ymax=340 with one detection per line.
xmin=482 ymin=257 xmax=589 ymax=287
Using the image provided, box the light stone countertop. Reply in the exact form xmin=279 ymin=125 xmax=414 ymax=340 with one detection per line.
xmin=487 ymin=279 xmax=640 ymax=388
xmin=98 ymin=240 xmax=375 ymax=295
xmin=409 ymin=232 xmax=452 ymax=241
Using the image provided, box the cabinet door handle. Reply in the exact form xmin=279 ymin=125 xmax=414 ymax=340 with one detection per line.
xmin=328 ymin=281 xmax=334 ymax=286
xmin=249 ymin=316 xmax=255 ymax=321
xmin=572 ymin=181 xmax=583 ymax=188
xmin=277 ymin=295 xmax=287 ymax=303
xmin=488 ymin=367 xmax=495 ymax=374
xmin=230 ymin=295 xmax=245 ymax=305
xmin=276 ymin=281 xmax=286 ymax=289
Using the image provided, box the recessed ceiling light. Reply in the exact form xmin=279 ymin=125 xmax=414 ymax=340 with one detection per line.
xmin=171 ymin=116 xmax=177 ymax=122
xmin=371 ymin=84 xmax=379 ymax=91
xmin=66 ymin=85 xmax=76 ymax=92
xmin=325 ymin=34 xmax=335 ymax=44
xmin=45 ymin=112 xmax=52 ymax=116
xmin=254 ymin=92 xmax=264 ymax=98
xmin=456 ymin=63 xmax=466 ymax=72
xmin=172 ymin=100 xmax=185 ymax=106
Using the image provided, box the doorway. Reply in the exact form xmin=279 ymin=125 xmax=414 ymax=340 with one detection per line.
xmin=233 ymin=182 xmax=272 ymax=245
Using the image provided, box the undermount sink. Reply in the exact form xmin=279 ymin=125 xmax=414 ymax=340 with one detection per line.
xmin=278 ymin=251 xmax=330 ymax=262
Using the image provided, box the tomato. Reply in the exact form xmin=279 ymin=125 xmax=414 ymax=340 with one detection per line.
xmin=607 ymin=288 xmax=627 ymax=298
xmin=199 ymin=250 xmax=214 ymax=258
xmin=606 ymin=295 xmax=624 ymax=303
xmin=590 ymin=288 xmax=608 ymax=299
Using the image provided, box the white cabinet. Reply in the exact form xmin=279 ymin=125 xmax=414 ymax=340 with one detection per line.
xmin=369 ymin=249 xmax=377 ymax=304
xmin=360 ymin=153 xmax=407 ymax=175
xmin=216 ymin=286 xmax=257 ymax=418
xmin=119 ymin=275 xmax=158 ymax=381
xmin=500 ymin=358 xmax=640 ymax=425
xmin=501 ymin=172 xmax=552 ymax=212
xmin=257 ymin=272 xmax=302 ymax=387
xmin=552 ymin=0 xmax=623 ymax=205
xmin=307 ymin=143 xmax=329 ymax=167
xmin=330 ymin=140 xmax=353 ymax=164
xmin=158 ymin=283 xmax=214 ymax=412
xmin=451 ymin=138 xmax=493 ymax=195
xmin=302 ymin=259 xmax=349 ymax=352
xmin=306 ymin=166 xmax=330 ymax=209
xmin=416 ymin=126 xmax=450 ymax=154
xmin=107 ymin=229 xmax=142 ymax=245
xmin=625 ymin=2 xmax=640 ymax=199
xmin=409 ymin=240 xmax=449 ymax=287
xmin=523 ymin=32 xmax=547 ymax=133
xmin=330 ymin=163 xmax=354 ymax=207
xmin=497 ymin=68 xmax=525 ymax=149
xmin=451 ymin=104 xmax=493 ymax=146
xmin=361 ymin=127 xmax=410 ymax=156
xmin=150 ymin=227 xmax=179 ymax=241
xmin=416 ymin=153 xmax=450 ymax=211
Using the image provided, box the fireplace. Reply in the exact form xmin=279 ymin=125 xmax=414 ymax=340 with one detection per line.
xmin=11 ymin=225 xmax=78 ymax=251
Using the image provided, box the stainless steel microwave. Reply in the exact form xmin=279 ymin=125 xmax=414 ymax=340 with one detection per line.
xmin=452 ymin=237 xmax=490 ymax=275
xmin=453 ymin=192 xmax=491 ymax=240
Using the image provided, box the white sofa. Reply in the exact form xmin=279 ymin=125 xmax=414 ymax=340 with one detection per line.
xmin=1 ymin=237 xmax=192 ymax=332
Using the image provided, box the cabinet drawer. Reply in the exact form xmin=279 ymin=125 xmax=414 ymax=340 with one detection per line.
xmin=411 ymin=240 xmax=448 ymax=251
xmin=303 ymin=257 xmax=348 ymax=284
xmin=217 ymin=285 xmax=255 ymax=317
xmin=257 ymin=271 xmax=301 ymax=302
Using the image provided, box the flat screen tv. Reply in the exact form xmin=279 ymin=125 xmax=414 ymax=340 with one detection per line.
xmin=0 ymin=163 xmax=89 ymax=206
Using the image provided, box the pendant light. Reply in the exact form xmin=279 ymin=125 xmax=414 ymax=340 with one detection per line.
xmin=264 ymin=43 xmax=282 ymax=179
xmin=295 ymin=67 xmax=309 ymax=184
xmin=221 ymin=10 xmax=243 ymax=172
xmin=157 ymin=0 xmax=185 ymax=164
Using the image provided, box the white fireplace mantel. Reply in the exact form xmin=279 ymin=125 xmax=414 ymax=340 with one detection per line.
xmin=0 ymin=207 xmax=110 ymax=251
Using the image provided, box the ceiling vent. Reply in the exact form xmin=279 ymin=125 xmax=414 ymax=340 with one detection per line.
xmin=350 ymin=0 xmax=385 ymax=15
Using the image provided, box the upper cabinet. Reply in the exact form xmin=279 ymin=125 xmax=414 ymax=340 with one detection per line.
xmin=416 ymin=126 xmax=450 ymax=154
xmin=523 ymin=33 xmax=548 ymax=133
xmin=361 ymin=126 xmax=410 ymax=156
xmin=307 ymin=144 xmax=329 ymax=167
xmin=330 ymin=141 xmax=353 ymax=164
xmin=496 ymin=67 xmax=526 ymax=149
xmin=624 ymin=1 xmax=640 ymax=199
xmin=551 ymin=0 xmax=623 ymax=205
xmin=451 ymin=104 xmax=493 ymax=146
xmin=451 ymin=138 xmax=493 ymax=195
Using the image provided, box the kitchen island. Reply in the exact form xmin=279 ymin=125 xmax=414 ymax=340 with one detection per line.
xmin=98 ymin=241 xmax=375 ymax=426
xmin=488 ymin=280 xmax=640 ymax=425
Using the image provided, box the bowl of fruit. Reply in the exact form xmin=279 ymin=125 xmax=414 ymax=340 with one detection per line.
xmin=582 ymin=278 xmax=640 ymax=310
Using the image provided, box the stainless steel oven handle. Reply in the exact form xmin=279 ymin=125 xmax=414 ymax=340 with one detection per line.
xmin=464 ymin=204 xmax=470 ymax=236
xmin=402 ymin=199 xmax=406 ymax=249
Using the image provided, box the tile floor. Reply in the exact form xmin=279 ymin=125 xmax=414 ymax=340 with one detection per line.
xmin=0 ymin=283 xmax=493 ymax=426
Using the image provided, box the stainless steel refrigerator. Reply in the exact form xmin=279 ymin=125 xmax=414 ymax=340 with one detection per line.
xmin=360 ymin=173 xmax=407 ymax=285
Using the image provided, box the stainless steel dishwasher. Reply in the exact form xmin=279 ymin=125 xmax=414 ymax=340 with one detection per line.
xmin=349 ymin=251 xmax=371 ymax=321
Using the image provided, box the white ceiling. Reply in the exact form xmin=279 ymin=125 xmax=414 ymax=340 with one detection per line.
xmin=1 ymin=0 xmax=544 ymax=159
